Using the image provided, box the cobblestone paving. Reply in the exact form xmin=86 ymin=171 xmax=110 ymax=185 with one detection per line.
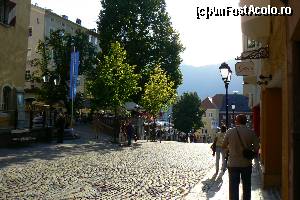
xmin=0 ymin=140 xmax=214 ymax=199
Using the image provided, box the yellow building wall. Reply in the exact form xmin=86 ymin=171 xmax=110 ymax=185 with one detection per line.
xmin=201 ymin=108 xmax=219 ymax=141
xmin=0 ymin=0 xmax=31 ymax=90
xmin=25 ymin=5 xmax=45 ymax=90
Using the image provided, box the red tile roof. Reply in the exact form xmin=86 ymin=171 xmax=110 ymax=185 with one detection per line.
xmin=201 ymin=97 xmax=218 ymax=109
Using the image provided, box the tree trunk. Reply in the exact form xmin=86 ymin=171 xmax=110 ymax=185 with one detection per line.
xmin=113 ymin=107 xmax=120 ymax=143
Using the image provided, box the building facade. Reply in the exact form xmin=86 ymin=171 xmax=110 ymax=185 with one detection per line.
xmin=200 ymin=97 xmax=219 ymax=142
xmin=238 ymin=0 xmax=299 ymax=199
xmin=200 ymin=94 xmax=251 ymax=142
xmin=25 ymin=4 xmax=99 ymax=102
xmin=0 ymin=0 xmax=31 ymax=128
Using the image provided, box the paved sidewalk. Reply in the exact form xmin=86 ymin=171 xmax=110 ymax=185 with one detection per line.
xmin=185 ymin=158 xmax=281 ymax=200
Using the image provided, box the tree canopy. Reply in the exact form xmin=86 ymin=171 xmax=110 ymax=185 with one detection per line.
xmin=86 ymin=41 xmax=141 ymax=111
xmin=97 ymin=0 xmax=184 ymax=102
xmin=141 ymin=66 xmax=176 ymax=117
xmin=172 ymin=92 xmax=204 ymax=133
xmin=34 ymin=29 xmax=97 ymax=109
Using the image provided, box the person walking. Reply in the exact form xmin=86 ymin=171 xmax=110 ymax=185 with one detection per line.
xmin=222 ymin=114 xmax=259 ymax=200
xmin=126 ymin=119 xmax=134 ymax=146
xmin=215 ymin=125 xmax=227 ymax=174
xmin=56 ymin=109 xmax=65 ymax=143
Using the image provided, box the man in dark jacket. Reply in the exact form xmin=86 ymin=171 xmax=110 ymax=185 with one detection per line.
xmin=56 ymin=109 xmax=65 ymax=143
xmin=126 ymin=119 xmax=134 ymax=146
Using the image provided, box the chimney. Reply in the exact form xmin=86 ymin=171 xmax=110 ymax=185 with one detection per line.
xmin=62 ymin=15 xmax=68 ymax=20
xmin=76 ymin=18 xmax=81 ymax=25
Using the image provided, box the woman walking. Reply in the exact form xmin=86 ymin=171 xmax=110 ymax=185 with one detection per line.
xmin=215 ymin=125 xmax=227 ymax=173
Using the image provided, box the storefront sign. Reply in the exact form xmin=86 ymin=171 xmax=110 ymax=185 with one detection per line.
xmin=235 ymin=61 xmax=255 ymax=76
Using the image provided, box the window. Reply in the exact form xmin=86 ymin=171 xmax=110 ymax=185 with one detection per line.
xmin=247 ymin=37 xmax=256 ymax=49
xmin=208 ymin=113 xmax=213 ymax=117
xmin=25 ymin=70 xmax=31 ymax=81
xmin=0 ymin=0 xmax=16 ymax=26
xmin=51 ymin=18 xmax=54 ymax=22
xmin=61 ymin=22 xmax=65 ymax=27
xmin=94 ymin=38 xmax=98 ymax=45
xmin=28 ymin=27 xmax=32 ymax=37
xmin=89 ymin=35 xmax=92 ymax=43
xmin=36 ymin=17 xmax=39 ymax=24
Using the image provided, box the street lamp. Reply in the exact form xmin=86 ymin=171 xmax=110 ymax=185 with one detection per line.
xmin=219 ymin=62 xmax=232 ymax=129
xmin=231 ymin=103 xmax=236 ymax=127
xmin=42 ymin=74 xmax=60 ymax=127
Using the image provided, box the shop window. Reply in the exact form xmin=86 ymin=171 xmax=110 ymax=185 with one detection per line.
xmin=3 ymin=86 xmax=11 ymax=110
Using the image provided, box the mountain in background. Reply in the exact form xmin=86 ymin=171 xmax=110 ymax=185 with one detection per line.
xmin=177 ymin=60 xmax=243 ymax=100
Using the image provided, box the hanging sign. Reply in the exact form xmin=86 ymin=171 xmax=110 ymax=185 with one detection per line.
xmin=235 ymin=61 xmax=255 ymax=76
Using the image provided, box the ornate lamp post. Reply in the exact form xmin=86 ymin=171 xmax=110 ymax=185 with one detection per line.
xmin=231 ymin=103 xmax=236 ymax=127
xmin=219 ymin=62 xmax=232 ymax=129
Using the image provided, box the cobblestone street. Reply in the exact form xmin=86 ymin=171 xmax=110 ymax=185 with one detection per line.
xmin=0 ymin=126 xmax=215 ymax=199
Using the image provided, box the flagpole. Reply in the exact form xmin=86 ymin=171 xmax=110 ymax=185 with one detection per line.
xmin=71 ymin=46 xmax=75 ymax=127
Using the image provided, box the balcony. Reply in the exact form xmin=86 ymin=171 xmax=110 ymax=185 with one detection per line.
xmin=240 ymin=0 xmax=271 ymax=41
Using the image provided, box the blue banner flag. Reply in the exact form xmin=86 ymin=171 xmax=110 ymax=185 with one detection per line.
xmin=70 ymin=51 xmax=80 ymax=100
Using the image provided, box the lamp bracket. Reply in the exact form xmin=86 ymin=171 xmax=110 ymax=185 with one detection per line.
xmin=257 ymin=80 xmax=268 ymax=86
xmin=235 ymin=46 xmax=269 ymax=60
xmin=259 ymin=74 xmax=272 ymax=80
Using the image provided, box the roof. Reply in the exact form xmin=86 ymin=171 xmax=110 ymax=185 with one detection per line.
xmin=203 ymin=94 xmax=251 ymax=112
xmin=214 ymin=94 xmax=251 ymax=112
xmin=212 ymin=94 xmax=224 ymax=109
xmin=201 ymin=97 xmax=217 ymax=109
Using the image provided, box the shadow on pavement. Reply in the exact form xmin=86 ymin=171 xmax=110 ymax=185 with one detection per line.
xmin=0 ymin=124 xmax=142 ymax=169
xmin=201 ymin=171 xmax=225 ymax=199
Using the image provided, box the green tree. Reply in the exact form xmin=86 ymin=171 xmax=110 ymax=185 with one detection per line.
xmin=172 ymin=92 xmax=204 ymax=133
xmin=34 ymin=29 xmax=97 ymax=110
xmin=98 ymin=0 xmax=184 ymax=102
xmin=86 ymin=41 xmax=141 ymax=141
xmin=141 ymin=66 xmax=176 ymax=117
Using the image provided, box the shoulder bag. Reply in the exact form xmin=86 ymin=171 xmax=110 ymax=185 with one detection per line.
xmin=236 ymin=128 xmax=256 ymax=160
